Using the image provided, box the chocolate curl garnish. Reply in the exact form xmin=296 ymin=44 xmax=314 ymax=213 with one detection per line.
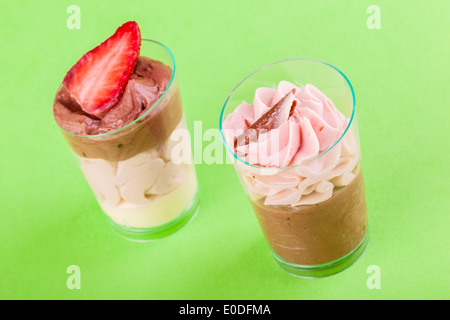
xmin=235 ymin=89 xmax=297 ymax=149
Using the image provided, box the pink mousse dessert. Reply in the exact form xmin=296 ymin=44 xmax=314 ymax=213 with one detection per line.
xmin=222 ymin=81 xmax=368 ymax=266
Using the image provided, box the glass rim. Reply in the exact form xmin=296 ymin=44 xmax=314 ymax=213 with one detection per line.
xmin=219 ymin=57 xmax=356 ymax=170
xmin=56 ymin=39 xmax=176 ymax=138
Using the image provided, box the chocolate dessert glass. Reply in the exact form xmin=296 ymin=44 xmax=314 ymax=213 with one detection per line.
xmin=220 ymin=58 xmax=368 ymax=277
xmin=55 ymin=40 xmax=199 ymax=241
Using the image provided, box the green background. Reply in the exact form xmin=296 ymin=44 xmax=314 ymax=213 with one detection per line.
xmin=0 ymin=0 xmax=448 ymax=300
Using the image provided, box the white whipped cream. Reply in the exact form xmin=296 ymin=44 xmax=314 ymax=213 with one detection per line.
xmin=98 ymin=166 xmax=197 ymax=228
xmin=79 ymin=121 xmax=197 ymax=228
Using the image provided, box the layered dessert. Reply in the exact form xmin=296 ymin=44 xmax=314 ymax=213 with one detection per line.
xmin=222 ymin=81 xmax=367 ymax=265
xmin=53 ymin=21 xmax=197 ymax=230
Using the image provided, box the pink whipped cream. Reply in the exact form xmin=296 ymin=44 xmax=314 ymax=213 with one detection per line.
xmin=222 ymin=81 xmax=359 ymax=206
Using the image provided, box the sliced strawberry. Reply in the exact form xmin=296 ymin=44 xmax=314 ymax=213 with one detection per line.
xmin=63 ymin=21 xmax=141 ymax=118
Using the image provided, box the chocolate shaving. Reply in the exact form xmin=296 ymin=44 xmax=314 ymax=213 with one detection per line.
xmin=234 ymin=89 xmax=297 ymax=149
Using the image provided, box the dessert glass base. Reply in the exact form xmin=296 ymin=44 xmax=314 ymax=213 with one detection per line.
xmin=108 ymin=192 xmax=199 ymax=242
xmin=272 ymin=232 xmax=369 ymax=278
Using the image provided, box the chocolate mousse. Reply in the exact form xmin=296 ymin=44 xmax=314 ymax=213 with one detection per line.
xmin=53 ymin=56 xmax=182 ymax=161
xmin=52 ymin=21 xmax=199 ymax=236
xmin=251 ymin=169 xmax=367 ymax=266
xmin=222 ymin=80 xmax=368 ymax=271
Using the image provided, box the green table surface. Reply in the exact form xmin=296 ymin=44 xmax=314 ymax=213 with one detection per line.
xmin=1 ymin=0 xmax=449 ymax=300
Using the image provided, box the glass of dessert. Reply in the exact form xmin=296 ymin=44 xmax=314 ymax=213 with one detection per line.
xmin=53 ymin=21 xmax=199 ymax=241
xmin=220 ymin=58 xmax=368 ymax=277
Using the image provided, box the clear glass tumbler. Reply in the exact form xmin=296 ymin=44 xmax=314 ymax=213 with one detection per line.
xmin=220 ymin=58 xmax=368 ymax=277
xmin=54 ymin=40 xmax=199 ymax=241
